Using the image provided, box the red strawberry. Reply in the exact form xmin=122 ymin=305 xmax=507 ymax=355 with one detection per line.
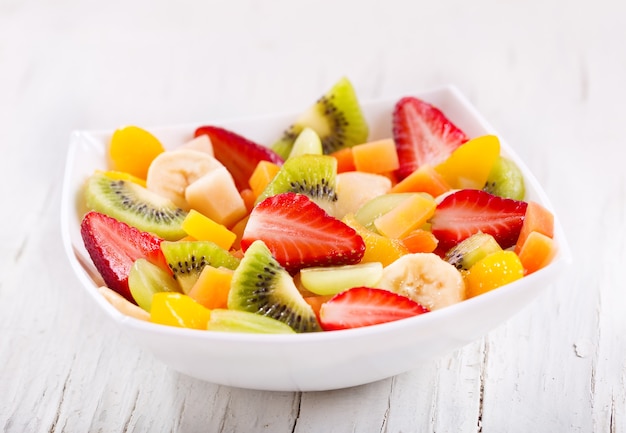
xmin=241 ymin=192 xmax=365 ymax=273
xmin=393 ymin=97 xmax=468 ymax=180
xmin=80 ymin=211 xmax=167 ymax=302
xmin=319 ymin=287 xmax=429 ymax=331
xmin=194 ymin=125 xmax=284 ymax=191
xmin=430 ymin=189 xmax=528 ymax=251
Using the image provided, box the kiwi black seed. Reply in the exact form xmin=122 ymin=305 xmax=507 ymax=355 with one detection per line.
xmin=161 ymin=240 xmax=240 ymax=294
xmin=444 ymin=232 xmax=502 ymax=271
xmin=483 ymin=156 xmax=526 ymax=200
xmin=271 ymin=77 xmax=369 ymax=158
xmin=256 ymin=154 xmax=338 ymax=214
xmin=84 ymin=171 xmax=188 ymax=240
xmin=228 ymin=240 xmax=322 ymax=333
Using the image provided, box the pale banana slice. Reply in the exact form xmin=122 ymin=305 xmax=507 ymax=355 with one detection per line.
xmin=376 ymin=253 xmax=465 ymax=311
xmin=146 ymin=149 xmax=223 ymax=210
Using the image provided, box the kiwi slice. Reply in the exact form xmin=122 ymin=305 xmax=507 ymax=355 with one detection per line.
xmin=161 ymin=240 xmax=240 ymax=294
xmin=354 ymin=193 xmax=418 ymax=232
xmin=256 ymin=154 xmax=338 ymax=214
xmin=128 ymin=258 xmax=181 ymax=311
xmin=207 ymin=309 xmax=296 ymax=334
xmin=444 ymin=232 xmax=502 ymax=271
xmin=85 ymin=171 xmax=187 ymax=240
xmin=228 ymin=240 xmax=322 ymax=333
xmin=272 ymin=77 xmax=369 ymax=158
xmin=483 ymin=156 xmax=525 ymax=200
xmin=287 ymin=127 xmax=323 ymax=159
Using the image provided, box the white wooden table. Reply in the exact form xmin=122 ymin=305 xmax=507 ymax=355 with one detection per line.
xmin=2 ymin=1 xmax=624 ymax=431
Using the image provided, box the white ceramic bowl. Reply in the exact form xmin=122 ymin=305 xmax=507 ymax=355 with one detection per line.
xmin=61 ymin=85 xmax=572 ymax=392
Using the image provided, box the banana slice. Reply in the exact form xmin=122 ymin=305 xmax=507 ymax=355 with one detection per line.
xmin=376 ymin=253 xmax=465 ymax=310
xmin=146 ymin=149 xmax=223 ymax=210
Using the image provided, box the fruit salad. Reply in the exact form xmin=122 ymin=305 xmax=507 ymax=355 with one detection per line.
xmin=78 ymin=77 xmax=558 ymax=334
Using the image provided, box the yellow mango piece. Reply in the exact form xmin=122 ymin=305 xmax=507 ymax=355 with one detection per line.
xmin=150 ymin=292 xmax=211 ymax=329
xmin=435 ymin=135 xmax=500 ymax=189
xmin=249 ymin=161 xmax=281 ymax=198
xmin=342 ymin=213 xmax=408 ymax=266
xmin=185 ymin=166 xmax=248 ymax=228
xmin=352 ymin=139 xmax=400 ymax=174
xmin=374 ymin=193 xmax=436 ymax=239
xmin=465 ymin=250 xmax=524 ymax=298
xmin=182 ymin=209 xmax=237 ymax=250
xmin=109 ymin=126 xmax=165 ymax=179
xmin=188 ymin=266 xmax=234 ymax=309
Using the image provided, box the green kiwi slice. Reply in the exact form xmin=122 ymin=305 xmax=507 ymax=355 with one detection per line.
xmin=207 ymin=309 xmax=296 ymax=334
xmin=256 ymin=154 xmax=338 ymax=214
xmin=272 ymin=77 xmax=369 ymax=158
xmin=161 ymin=240 xmax=240 ymax=294
xmin=444 ymin=232 xmax=502 ymax=271
xmin=85 ymin=171 xmax=187 ymax=240
xmin=228 ymin=240 xmax=322 ymax=333
xmin=128 ymin=258 xmax=181 ymax=311
xmin=483 ymin=156 xmax=525 ymax=200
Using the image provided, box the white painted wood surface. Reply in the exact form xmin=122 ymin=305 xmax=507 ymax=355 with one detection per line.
xmin=1 ymin=0 xmax=624 ymax=431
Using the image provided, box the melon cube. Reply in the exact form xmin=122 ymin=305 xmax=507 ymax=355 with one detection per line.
xmin=185 ymin=166 xmax=248 ymax=228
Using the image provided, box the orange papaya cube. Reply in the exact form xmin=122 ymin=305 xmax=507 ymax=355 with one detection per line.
xmin=515 ymin=201 xmax=555 ymax=254
xmin=401 ymin=229 xmax=439 ymax=253
xmin=435 ymin=135 xmax=500 ymax=189
xmin=374 ymin=193 xmax=437 ymax=239
xmin=303 ymin=295 xmax=334 ymax=320
xmin=330 ymin=147 xmax=356 ymax=173
xmin=517 ymin=231 xmax=557 ymax=275
xmin=229 ymin=215 xmax=250 ymax=251
xmin=390 ymin=164 xmax=451 ymax=197
xmin=182 ymin=209 xmax=237 ymax=250
xmin=239 ymin=188 xmax=256 ymax=213
xmin=248 ymin=160 xmax=281 ymax=198
xmin=188 ymin=265 xmax=234 ymax=310
xmin=352 ymin=139 xmax=400 ymax=174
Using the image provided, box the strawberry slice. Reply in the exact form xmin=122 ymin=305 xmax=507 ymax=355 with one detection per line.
xmin=393 ymin=97 xmax=468 ymax=180
xmin=319 ymin=287 xmax=429 ymax=331
xmin=241 ymin=192 xmax=365 ymax=273
xmin=194 ymin=125 xmax=284 ymax=191
xmin=430 ymin=189 xmax=528 ymax=251
xmin=80 ymin=211 xmax=167 ymax=302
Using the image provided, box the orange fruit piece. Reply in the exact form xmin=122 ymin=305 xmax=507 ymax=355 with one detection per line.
xmin=229 ymin=215 xmax=249 ymax=251
xmin=352 ymin=139 xmax=399 ymax=174
xmin=188 ymin=266 xmax=234 ymax=310
xmin=109 ymin=126 xmax=165 ymax=179
xmin=517 ymin=231 xmax=556 ymax=275
xmin=465 ymin=250 xmax=524 ymax=298
xmin=248 ymin=160 xmax=281 ymax=198
xmin=435 ymin=135 xmax=500 ymax=189
xmin=342 ymin=213 xmax=408 ymax=266
xmin=515 ymin=201 xmax=554 ymax=254
xmin=330 ymin=147 xmax=356 ymax=173
xmin=390 ymin=164 xmax=450 ymax=197
xmin=239 ymin=188 xmax=256 ymax=213
xmin=401 ymin=229 xmax=439 ymax=253
xmin=374 ymin=193 xmax=436 ymax=239
xmin=150 ymin=292 xmax=211 ymax=329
